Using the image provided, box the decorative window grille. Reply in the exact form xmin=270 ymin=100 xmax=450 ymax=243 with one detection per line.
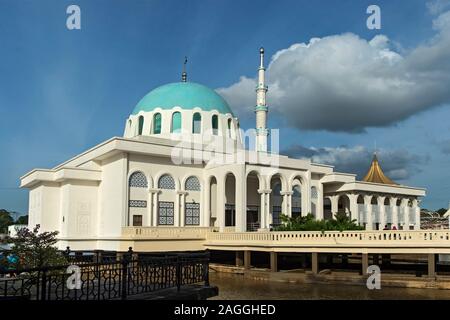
xmin=129 ymin=172 xmax=148 ymax=188
xmin=185 ymin=203 xmax=200 ymax=225
xmin=158 ymin=174 xmax=175 ymax=190
xmin=311 ymin=187 xmax=318 ymax=199
xmin=129 ymin=200 xmax=147 ymax=208
xmin=185 ymin=176 xmax=201 ymax=191
xmin=158 ymin=201 xmax=174 ymax=225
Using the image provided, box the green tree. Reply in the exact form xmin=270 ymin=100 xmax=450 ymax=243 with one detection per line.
xmin=6 ymin=224 xmax=67 ymax=269
xmin=0 ymin=209 xmax=14 ymax=233
xmin=15 ymin=215 xmax=28 ymax=225
xmin=275 ymin=212 xmax=364 ymax=232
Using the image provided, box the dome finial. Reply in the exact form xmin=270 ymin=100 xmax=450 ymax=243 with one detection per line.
xmin=182 ymin=56 xmax=188 ymax=82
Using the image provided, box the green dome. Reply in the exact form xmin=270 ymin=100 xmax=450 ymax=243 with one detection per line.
xmin=132 ymin=82 xmax=234 ymax=116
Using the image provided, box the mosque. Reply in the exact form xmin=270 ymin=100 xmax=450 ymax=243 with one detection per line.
xmin=20 ymin=48 xmax=426 ymax=251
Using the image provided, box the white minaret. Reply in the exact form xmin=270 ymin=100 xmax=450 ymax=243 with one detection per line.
xmin=255 ymin=47 xmax=269 ymax=152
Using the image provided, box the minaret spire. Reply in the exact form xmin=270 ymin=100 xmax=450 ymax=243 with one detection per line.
xmin=255 ymin=47 xmax=269 ymax=152
xmin=182 ymin=56 xmax=188 ymax=82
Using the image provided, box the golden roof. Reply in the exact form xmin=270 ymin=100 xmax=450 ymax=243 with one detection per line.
xmin=362 ymin=154 xmax=397 ymax=185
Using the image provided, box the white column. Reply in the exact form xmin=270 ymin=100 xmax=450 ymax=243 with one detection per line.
xmin=280 ymin=191 xmax=293 ymax=217
xmin=267 ymin=188 xmax=272 ymax=227
xmin=330 ymin=195 xmax=339 ymax=218
xmin=151 ymin=190 xmax=160 ymax=226
xmin=203 ymin=179 xmax=210 ymax=227
xmin=258 ymin=190 xmax=266 ymax=230
xmin=174 ymin=192 xmax=180 ymax=227
xmin=316 ymin=184 xmax=324 ymax=220
xmin=178 ymin=192 xmax=187 ymax=227
xmin=413 ymin=199 xmax=421 ymax=230
xmin=401 ymin=198 xmax=410 ymax=230
xmin=364 ymin=195 xmax=373 ymax=230
xmin=217 ymin=176 xmax=226 ymax=232
xmin=348 ymin=193 xmax=359 ymax=223
xmin=391 ymin=197 xmax=398 ymax=229
xmin=378 ymin=196 xmax=386 ymax=230
xmin=147 ymin=190 xmax=154 ymax=226
xmin=235 ymin=172 xmax=246 ymax=232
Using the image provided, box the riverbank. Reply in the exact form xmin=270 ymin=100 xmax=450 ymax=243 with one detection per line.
xmin=210 ymin=263 xmax=450 ymax=291
xmin=208 ymin=271 xmax=450 ymax=299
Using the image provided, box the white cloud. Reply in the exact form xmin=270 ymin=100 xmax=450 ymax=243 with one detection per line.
xmin=282 ymin=145 xmax=428 ymax=182
xmin=427 ymin=0 xmax=450 ymax=15
xmin=218 ymin=11 xmax=450 ymax=132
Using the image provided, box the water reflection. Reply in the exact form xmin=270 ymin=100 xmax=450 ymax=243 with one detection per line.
xmin=209 ymin=272 xmax=450 ymax=300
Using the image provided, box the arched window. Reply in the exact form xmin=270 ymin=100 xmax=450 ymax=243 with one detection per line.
xmin=153 ymin=113 xmax=162 ymax=134
xmin=158 ymin=174 xmax=175 ymax=190
xmin=129 ymin=172 xmax=148 ymax=188
xmin=138 ymin=116 xmax=144 ymax=135
xmin=212 ymin=115 xmax=218 ymax=135
xmin=192 ymin=112 xmax=201 ymax=134
xmin=171 ymin=112 xmax=182 ymax=133
xmin=185 ymin=176 xmax=201 ymax=191
xmin=293 ymin=185 xmax=301 ymax=197
xmin=227 ymin=118 xmax=232 ymax=138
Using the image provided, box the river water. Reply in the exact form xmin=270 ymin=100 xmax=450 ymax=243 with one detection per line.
xmin=209 ymin=272 xmax=450 ymax=300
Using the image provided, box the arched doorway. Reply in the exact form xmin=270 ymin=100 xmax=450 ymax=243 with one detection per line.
xmin=225 ymin=173 xmax=236 ymax=227
xmin=270 ymin=175 xmax=284 ymax=227
xmin=323 ymin=197 xmax=332 ymax=220
xmin=246 ymin=171 xmax=261 ymax=231
xmin=292 ymin=185 xmax=302 ymax=218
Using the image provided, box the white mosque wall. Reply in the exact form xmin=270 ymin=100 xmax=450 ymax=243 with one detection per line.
xmin=124 ymin=108 xmax=241 ymax=149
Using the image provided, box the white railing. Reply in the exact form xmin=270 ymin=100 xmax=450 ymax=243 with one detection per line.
xmin=122 ymin=227 xmax=217 ymax=239
xmin=205 ymin=230 xmax=450 ymax=247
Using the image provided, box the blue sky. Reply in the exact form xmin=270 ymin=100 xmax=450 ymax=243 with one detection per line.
xmin=1 ymin=0 xmax=449 ymax=214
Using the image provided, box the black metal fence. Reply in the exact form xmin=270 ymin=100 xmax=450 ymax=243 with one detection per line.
xmin=0 ymin=249 xmax=210 ymax=300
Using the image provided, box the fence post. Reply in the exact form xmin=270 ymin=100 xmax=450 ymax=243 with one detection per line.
xmin=204 ymin=250 xmax=210 ymax=286
xmin=176 ymin=255 xmax=181 ymax=292
xmin=121 ymin=248 xmax=132 ymax=300
xmin=40 ymin=269 xmax=47 ymax=301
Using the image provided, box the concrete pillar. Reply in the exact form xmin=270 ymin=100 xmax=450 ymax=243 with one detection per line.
xmin=258 ymin=190 xmax=265 ymax=229
xmin=377 ymin=196 xmax=386 ymax=230
xmin=428 ymin=253 xmax=436 ymax=278
xmin=316 ymin=184 xmax=324 ymax=220
xmin=362 ymin=253 xmax=369 ymax=276
xmin=270 ymin=252 xmax=278 ymax=272
xmin=244 ymin=250 xmax=251 ymax=269
xmin=391 ymin=197 xmax=398 ymax=229
xmin=152 ymin=191 xmax=160 ymax=226
xmin=330 ymin=195 xmax=339 ymax=217
xmin=217 ymin=176 xmax=226 ymax=232
xmin=179 ymin=192 xmax=186 ymax=227
xmin=312 ymin=252 xmax=319 ymax=274
xmin=203 ymin=179 xmax=211 ymax=227
xmin=413 ymin=199 xmax=420 ymax=230
xmin=235 ymin=171 xmax=247 ymax=232
xmin=235 ymin=251 xmax=244 ymax=267
xmin=401 ymin=199 xmax=410 ymax=230
xmin=364 ymin=195 xmax=373 ymax=230
xmin=348 ymin=193 xmax=359 ymax=224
